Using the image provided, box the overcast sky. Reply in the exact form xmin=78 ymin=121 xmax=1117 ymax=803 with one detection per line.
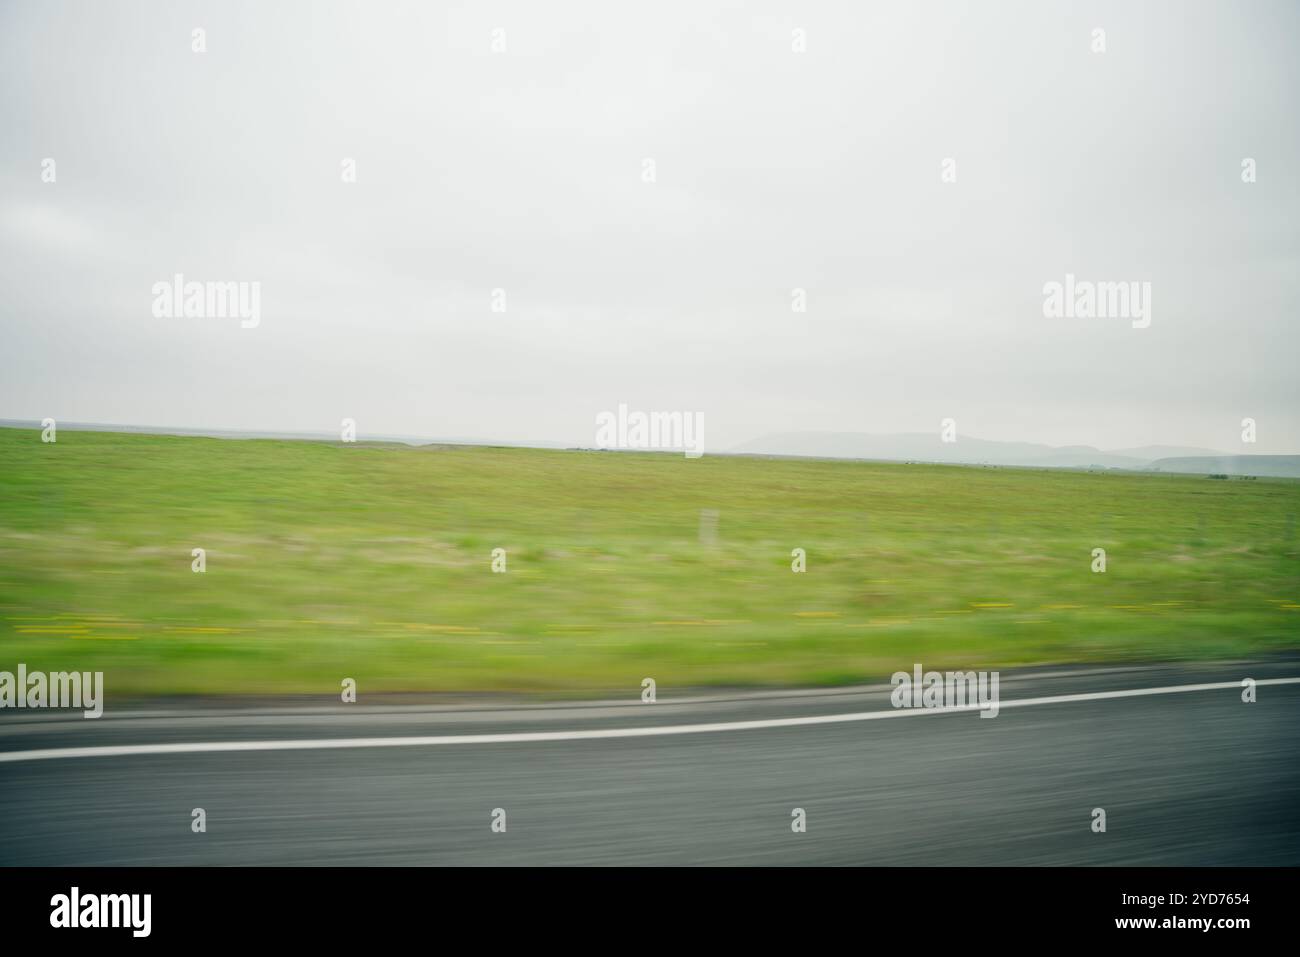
xmin=2 ymin=0 xmax=1297 ymax=453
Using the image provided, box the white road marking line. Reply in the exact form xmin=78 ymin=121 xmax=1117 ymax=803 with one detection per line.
xmin=2 ymin=677 xmax=1296 ymax=763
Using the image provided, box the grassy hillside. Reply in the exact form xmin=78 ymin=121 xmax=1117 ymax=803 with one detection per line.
xmin=0 ymin=426 xmax=1297 ymax=695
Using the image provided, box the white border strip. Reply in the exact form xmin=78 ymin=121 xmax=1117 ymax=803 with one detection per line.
xmin=2 ymin=677 xmax=1296 ymax=763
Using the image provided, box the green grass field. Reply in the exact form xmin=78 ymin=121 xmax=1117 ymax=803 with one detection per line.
xmin=1 ymin=426 xmax=1297 ymax=696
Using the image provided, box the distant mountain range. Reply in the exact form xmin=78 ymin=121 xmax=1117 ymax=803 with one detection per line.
xmin=730 ymin=432 xmax=1300 ymax=477
xmin=1145 ymin=455 xmax=1300 ymax=478
xmin=4 ymin=420 xmax=1297 ymax=478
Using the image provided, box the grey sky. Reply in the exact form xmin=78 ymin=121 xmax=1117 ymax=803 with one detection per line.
xmin=2 ymin=0 xmax=1297 ymax=452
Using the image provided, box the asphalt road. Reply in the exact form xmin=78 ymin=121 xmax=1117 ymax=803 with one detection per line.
xmin=2 ymin=661 xmax=1298 ymax=865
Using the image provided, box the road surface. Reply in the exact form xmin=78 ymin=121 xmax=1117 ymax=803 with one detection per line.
xmin=2 ymin=661 xmax=1298 ymax=865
